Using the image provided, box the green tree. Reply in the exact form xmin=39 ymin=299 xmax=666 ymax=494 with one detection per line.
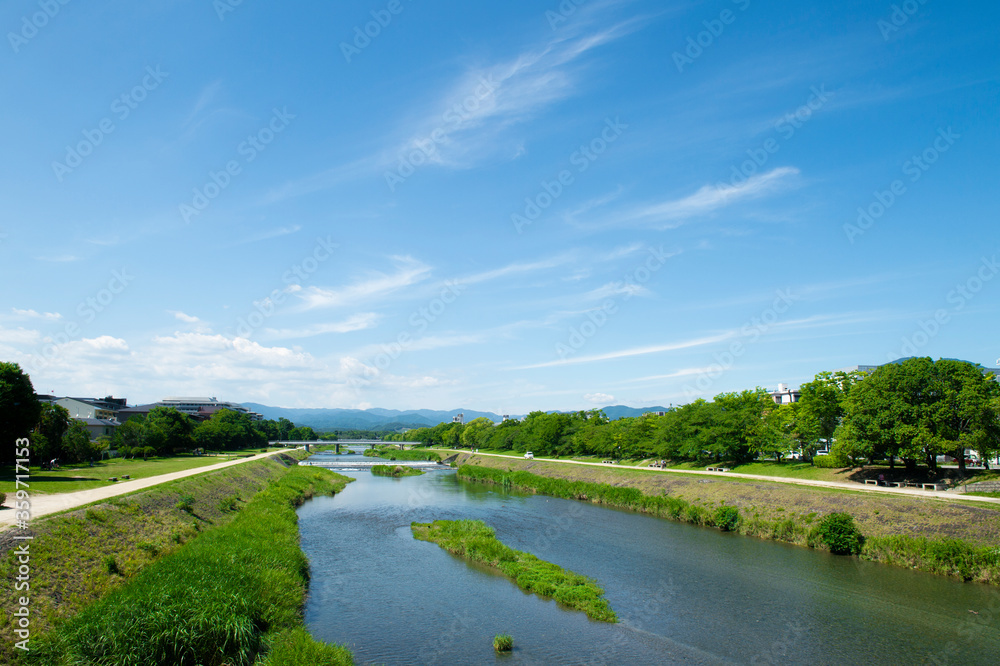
xmin=63 ymin=420 xmax=102 ymax=463
xmin=460 ymin=417 xmax=494 ymax=449
xmin=797 ymin=370 xmax=861 ymax=461
xmin=144 ymin=407 xmax=195 ymax=455
xmin=34 ymin=402 xmax=70 ymax=461
xmin=0 ymin=362 xmax=42 ymax=465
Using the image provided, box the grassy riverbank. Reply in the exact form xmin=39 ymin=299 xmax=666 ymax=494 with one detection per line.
xmin=457 ymin=461 xmax=1000 ymax=585
xmin=22 ymin=464 xmax=353 ymax=665
xmin=365 ymin=446 xmax=442 ymax=462
xmin=412 ymin=519 xmax=616 ymax=622
xmin=371 ymin=464 xmax=424 ymax=477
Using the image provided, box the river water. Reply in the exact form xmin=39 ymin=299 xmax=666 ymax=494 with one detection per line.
xmin=298 ymin=451 xmax=1000 ymax=664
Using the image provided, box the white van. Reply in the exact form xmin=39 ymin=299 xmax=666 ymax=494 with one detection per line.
xmin=524 ymin=452 xmax=534 ymax=459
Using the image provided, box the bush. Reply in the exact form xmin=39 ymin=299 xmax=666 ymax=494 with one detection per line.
xmin=493 ymin=634 xmax=513 ymax=652
xmin=713 ymin=505 xmax=740 ymax=531
xmin=812 ymin=455 xmax=847 ymax=469
xmin=813 ymin=512 xmax=864 ymax=555
xmin=218 ymin=495 xmax=240 ymax=512
xmin=176 ymin=495 xmax=196 ymax=513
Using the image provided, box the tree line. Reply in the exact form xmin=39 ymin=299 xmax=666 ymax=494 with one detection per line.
xmin=0 ymin=362 xmax=320 ymax=465
xmin=392 ymin=358 xmax=1000 ymax=471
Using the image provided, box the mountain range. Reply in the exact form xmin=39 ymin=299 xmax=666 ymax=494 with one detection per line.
xmin=242 ymin=404 xmax=670 ymax=431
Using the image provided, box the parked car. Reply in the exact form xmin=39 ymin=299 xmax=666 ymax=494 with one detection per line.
xmin=524 ymin=452 xmax=534 ymax=459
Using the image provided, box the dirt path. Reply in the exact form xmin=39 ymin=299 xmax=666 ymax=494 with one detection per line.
xmin=458 ymin=452 xmax=1000 ymax=506
xmin=0 ymin=449 xmax=298 ymax=527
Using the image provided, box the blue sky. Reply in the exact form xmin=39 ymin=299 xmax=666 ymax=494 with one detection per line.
xmin=2 ymin=0 xmax=998 ymax=413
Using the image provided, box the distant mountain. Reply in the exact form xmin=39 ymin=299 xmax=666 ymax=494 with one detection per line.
xmin=242 ymin=404 xmax=504 ymax=431
xmin=243 ymin=403 xmax=671 ymax=431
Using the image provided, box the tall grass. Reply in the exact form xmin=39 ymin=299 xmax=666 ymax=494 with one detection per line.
xmin=26 ymin=466 xmax=354 ymax=666
xmin=412 ymin=519 xmax=617 ymax=622
xmin=371 ymin=464 xmax=424 ymax=477
xmin=365 ymin=446 xmax=442 ymax=461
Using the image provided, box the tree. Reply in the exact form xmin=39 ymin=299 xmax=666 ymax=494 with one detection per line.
xmin=928 ymin=360 xmax=1000 ymax=473
xmin=0 ymin=362 xmax=42 ymax=465
xmin=797 ymin=371 xmax=861 ymax=461
xmin=460 ymin=417 xmax=493 ymax=449
xmin=63 ymin=420 xmax=102 ymax=463
xmin=144 ymin=407 xmax=195 ymax=455
xmin=34 ymin=402 xmax=70 ymax=461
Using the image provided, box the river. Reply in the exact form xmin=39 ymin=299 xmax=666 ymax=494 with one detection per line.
xmin=298 ymin=451 xmax=1000 ymax=664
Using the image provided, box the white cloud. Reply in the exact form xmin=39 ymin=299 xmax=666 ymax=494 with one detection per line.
xmin=169 ymin=310 xmax=201 ymax=324
xmin=573 ymin=167 xmax=801 ymax=230
xmin=514 ymin=332 xmax=734 ymax=370
xmin=297 ymin=256 xmax=431 ymax=310
xmin=12 ymin=308 xmax=62 ymax=321
xmin=265 ymin=313 xmax=379 ymax=339
xmin=584 ymin=392 xmax=615 ymax=404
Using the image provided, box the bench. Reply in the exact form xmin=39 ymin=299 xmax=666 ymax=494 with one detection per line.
xmin=121 ymin=475 xmax=131 ymax=480
xmin=718 ymin=467 xmax=731 ymax=472
xmin=108 ymin=477 xmax=118 ymax=483
xmin=922 ymin=483 xmax=947 ymax=491
xmin=865 ymin=479 xmax=879 ymax=485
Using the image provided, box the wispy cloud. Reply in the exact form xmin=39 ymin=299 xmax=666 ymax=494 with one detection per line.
xmin=459 ymin=254 xmax=573 ymax=285
xmin=514 ymin=332 xmax=734 ymax=370
xmin=296 ymin=256 xmax=431 ymax=310
xmin=12 ymin=308 xmax=62 ymax=321
xmin=237 ymin=224 xmax=303 ymax=245
xmin=572 ymin=167 xmax=801 ymax=230
xmin=169 ymin=311 xmax=201 ymax=324
xmin=265 ymin=313 xmax=379 ymax=339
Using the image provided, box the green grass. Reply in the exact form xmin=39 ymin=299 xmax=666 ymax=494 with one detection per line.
xmin=493 ymin=634 xmax=513 ymax=652
xmin=23 ymin=465 xmax=354 ymax=665
xmin=365 ymin=447 xmax=442 ymax=462
xmin=412 ymin=518 xmax=617 ymax=622
xmin=0 ymin=452 xmax=313 ymax=663
xmin=0 ymin=447 xmax=288 ymax=495
xmin=966 ymin=491 xmax=1000 ymax=498
xmin=371 ymin=464 xmax=425 ymax=477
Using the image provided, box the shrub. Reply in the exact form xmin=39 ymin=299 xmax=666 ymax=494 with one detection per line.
xmin=813 ymin=512 xmax=864 ymax=555
xmin=175 ymin=495 xmax=196 ymax=513
xmin=494 ymin=634 xmax=513 ymax=652
xmin=218 ymin=495 xmax=240 ymax=512
xmin=811 ymin=455 xmax=847 ymax=469
xmin=103 ymin=555 xmax=120 ymax=576
xmin=713 ymin=505 xmax=741 ymax=532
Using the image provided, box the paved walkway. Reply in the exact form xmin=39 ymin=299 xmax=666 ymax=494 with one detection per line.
xmin=0 ymin=449 xmax=297 ymax=528
xmin=459 ymin=452 xmax=1000 ymax=506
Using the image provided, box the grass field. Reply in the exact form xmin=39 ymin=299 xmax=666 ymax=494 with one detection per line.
xmin=0 ymin=447 xmax=286 ymax=495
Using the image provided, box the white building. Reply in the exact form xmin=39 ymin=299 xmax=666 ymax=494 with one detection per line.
xmin=770 ymin=383 xmax=801 ymax=405
xmin=158 ymin=397 xmax=263 ymax=421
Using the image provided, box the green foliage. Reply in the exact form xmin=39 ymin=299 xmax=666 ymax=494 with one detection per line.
xmin=27 ymin=466 xmax=353 ymax=666
xmin=811 ymin=454 xmax=848 ymax=468
xmin=366 ymin=446 xmax=441 ymax=461
xmin=863 ymin=535 xmax=1000 ymax=582
xmin=493 ymin=634 xmax=513 ymax=652
xmin=713 ymin=505 xmax=741 ymax=531
xmin=0 ymin=362 xmax=41 ymax=466
xmin=812 ymin=512 xmax=865 ymax=555
xmin=175 ymin=495 xmax=196 ymax=513
xmin=370 ymin=464 xmax=424 ymax=477
xmin=260 ymin=627 xmax=353 ymax=666
xmin=218 ymin=495 xmax=240 ymax=512
xmin=103 ymin=555 xmax=120 ymax=576
xmin=412 ymin=519 xmax=617 ymax=622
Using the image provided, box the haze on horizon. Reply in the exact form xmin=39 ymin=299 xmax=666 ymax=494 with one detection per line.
xmin=2 ymin=0 xmax=998 ymax=414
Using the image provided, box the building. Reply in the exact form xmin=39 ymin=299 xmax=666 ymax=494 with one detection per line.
xmin=770 ymin=383 xmax=800 ymax=405
xmin=80 ymin=418 xmax=119 ymax=440
xmin=452 ymin=413 xmax=464 ymax=424
xmin=157 ymin=397 xmax=263 ymax=422
xmin=52 ymin=396 xmax=127 ymax=420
